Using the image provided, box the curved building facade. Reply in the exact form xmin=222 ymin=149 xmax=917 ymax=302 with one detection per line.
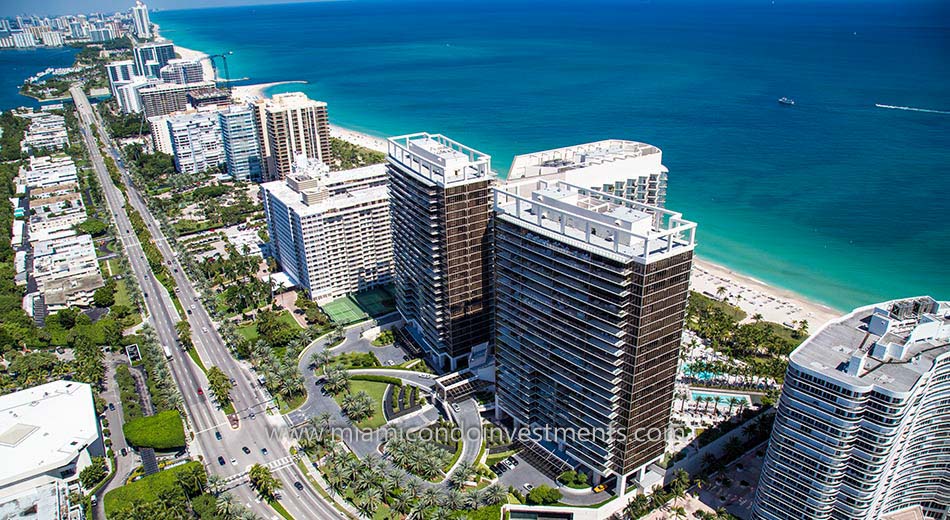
xmin=751 ymin=297 xmax=950 ymax=520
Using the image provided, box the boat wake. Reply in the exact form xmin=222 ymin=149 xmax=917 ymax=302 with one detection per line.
xmin=875 ymin=103 xmax=950 ymax=115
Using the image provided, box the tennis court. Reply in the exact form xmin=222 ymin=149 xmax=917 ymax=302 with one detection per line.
xmin=322 ymin=297 xmax=368 ymax=325
xmin=351 ymin=286 xmax=396 ymax=317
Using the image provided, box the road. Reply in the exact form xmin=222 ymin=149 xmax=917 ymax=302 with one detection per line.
xmin=71 ymin=87 xmax=345 ymax=520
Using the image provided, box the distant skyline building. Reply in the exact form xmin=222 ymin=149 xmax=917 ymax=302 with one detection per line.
xmin=506 ymin=140 xmax=669 ymax=207
xmin=166 ymin=109 xmax=224 ymax=174
xmin=219 ymin=104 xmax=264 ymax=181
xmin=257 ymin=92 xmax=331 ymax=181
xmin=261 ymin=157 xmax=392 ymax=301
xmin=133 ymin=40 xmax=174 ymax=77
xmin=11 ymin=31 xmax=35 ymax=48
xmin=388 ymin=133 xmax=494 ymax=370
xmin=751 ymin=297 xmax=950 ymax=520
xmin=105 ymin=59 xmax=135 ymax=97
xmin=131 ymin=0 xmax=151 ymax=39
xmin=89 ymin=26 xmax=114 ymax=42
xmin=493 ymin=180 xmax=697 ymax=494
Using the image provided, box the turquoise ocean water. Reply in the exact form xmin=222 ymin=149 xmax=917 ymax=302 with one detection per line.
xmin=131 ymin=1 xmax=950 ymax=309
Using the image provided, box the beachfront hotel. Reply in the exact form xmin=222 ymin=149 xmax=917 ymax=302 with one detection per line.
xmin=388 ymin=133 xmax=494 ymax=371
xmin=256 ymin=93 xmax=331 ymax=181
xmin=751 ymin=297 xmax=950 ymax=520
xmin=492 ymin=180 xmax=696 ymax=494
xmin=505 ymin=140 xmax=669 ymax=207
xmin=261 ymin=156 xmax=392 ymax=302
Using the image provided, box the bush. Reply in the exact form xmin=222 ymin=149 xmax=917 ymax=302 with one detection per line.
xmin=526 ymin=484 xmax=562 ymax=505
xmin=79 ymin=456 xmax=108 ymax=489
xmin=558 ymin=470 xmax=589 ymax=488
xmin=122 ymin=410 xmax=185 ymax=449
xmin=371 ymin=329 xmax=395 ymax=346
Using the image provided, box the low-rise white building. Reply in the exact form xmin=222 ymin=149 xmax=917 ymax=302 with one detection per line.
xmin=0 ymin=380 xmax=103 ymax=507
xmin=20 ymin=112 xmax=69 ymax=154
xmin=261 ymin=157 xmax=392 ymax=302
xmin=32 ymin=234 xmax=103 ymax=310
xmin=21 ymin=155 xmax=78 ymax=188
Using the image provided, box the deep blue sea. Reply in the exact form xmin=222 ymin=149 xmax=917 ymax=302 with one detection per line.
xmin=157 ymin=1 xmax=949 ymax=309
xmin=0 ymin=47 xmax=78 ymax=109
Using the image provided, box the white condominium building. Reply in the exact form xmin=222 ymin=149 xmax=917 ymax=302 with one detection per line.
xmin=0 ymin=380 xmax=102 ymax=520
xmin=166 ymin=109 xmax=225 ymax=174
xmin=131 ymin=0 xmax=151 ymax=39
xmin=752 ymin=297 xmax=950 ymax=520
xmin=506 ymin=139 xmax=669 ymax=207
xmin=219 ymin=104 xmax=264 ymax=181
xmin=159 ymin=58 xmax=205 ymax=85
xmin=261 ymin=156 xmax=391 ymax=302
xmin=105 ymin=59 xmax=136 ymax=97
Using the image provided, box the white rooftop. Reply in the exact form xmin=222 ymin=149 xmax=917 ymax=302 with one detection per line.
xmin=261 ymin=163 xmax=389 ymax=217
xmin=0 ymin=381 xmax=100 ymax=489
xmin=494 ymin=180 xmax=696 ymax=264
xmin=388 ymin=132 xmax=493 ymax=187
xmin=507 ymin=139 xmax=666 ymax=183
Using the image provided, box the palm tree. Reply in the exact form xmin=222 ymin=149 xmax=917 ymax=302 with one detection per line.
xmin=727 ymin=397 xmax=742 ymax=415
xmin=716 ymin=286 xmax=727 ymax=300
xmin=207 ymin=474 xmax=227 ymax=496
xmin=483 ymin=484 xmax=508 ymax=506
xmin=442 ymin=489 xmax=464 ymax=510
xmin=248 ymin=464 xmax=282 ymax=499
xmin=449 ymin=461 xmax=475 ymax=489
xmin=390 ymin=491 xmax=413 ymax=516
xmin=670 ymin=505 xmax=689 ymax=520
xmin=752 ymin=313 xmax=763 ymax=323
xmin=357 ymin=487 xmax=382 ymax=517
xmin=311 ymin=349 xmax=332 ymax=370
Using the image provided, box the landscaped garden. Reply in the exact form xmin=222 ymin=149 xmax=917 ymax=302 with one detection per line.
xmin=122 ymin=409 xmax=185 ymax=450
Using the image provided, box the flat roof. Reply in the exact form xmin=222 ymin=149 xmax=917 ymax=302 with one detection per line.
xmin=0 ymin=381 xmax=99 ymax=488
xmin=791 ymin=297 xmax=950 ymax=393
xmin=508 ymin=139 xmax=665 ymax=180
xmin=494 ymin=180 xmax=696 ymax=264
xmin=388 ymin=132 xmax=492 ymax=187
xmin=261 ymin=163 xmax=389 ymax=217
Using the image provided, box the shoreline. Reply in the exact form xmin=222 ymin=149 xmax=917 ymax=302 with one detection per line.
xmin=326 ymin=124 xmax=841 ymax=329
xmin=232 ymin=81 xmax=308 ymax=102
xmin=148 ymin=28 xmax=845 ymax=331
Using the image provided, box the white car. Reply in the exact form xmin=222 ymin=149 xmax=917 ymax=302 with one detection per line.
xmin=452 ymin=403 xmax=461 ymax=412
xmin=524 ymin=483 xmax=534 ymax=491
xmin=230 ymin=458 xmax=237 ymax=465
xmin=202 ymin=327 xmax=208 ymax=333
xmin=191 ymin=304 xmax=196 ymax=309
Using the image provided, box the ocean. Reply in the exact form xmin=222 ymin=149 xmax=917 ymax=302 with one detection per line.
xmin=151 ymin=1 xmax=950 ymax=310
xmin=0 ymin=47 xmax=78 ymax=109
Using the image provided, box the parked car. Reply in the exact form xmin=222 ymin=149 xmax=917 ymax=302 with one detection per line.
xmin=217 ymin=456 xmax=226 ymax=466
xmin=215 ymin=431 xmax=222 ymax=440
xmin=242 ymin=446 xmax=251 ymax=454
xmin=593 ymin=484 xmax=606 ymax=493
xmin=261 ymin=448 xmax=268 ymax=455
xmin=523 ymin=483 xmax=534 ymax=491
xmin=120 ymin=447 xmax=127 ymax=456
xmin=452 ymin=403 xmax=461 ymax=413
xmin=230 ymin=458 xmax=237 ymax=465
xmin=108 ymin=403 xmax=115 ymax=411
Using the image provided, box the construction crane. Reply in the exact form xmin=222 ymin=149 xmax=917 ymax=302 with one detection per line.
xmin=199 ymin=51 xmax=234 ymax=93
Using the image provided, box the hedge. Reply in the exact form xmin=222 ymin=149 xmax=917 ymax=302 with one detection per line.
xmin=350 ymin=374 xmax=403 ymax=386
xmin=122 ymin=410 xmax=185 ymax=449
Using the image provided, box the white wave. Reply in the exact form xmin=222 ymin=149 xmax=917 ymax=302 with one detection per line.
xmin=875 ymin=103 xmax=950 ymax=115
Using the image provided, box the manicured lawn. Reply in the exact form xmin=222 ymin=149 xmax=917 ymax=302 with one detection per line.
xmin=236 ymin=310 xmax=300 ymax=342
xmin=277 ymin=391 xmax=306 ymax=414
xmin=103 ymin=461 xmax=204 ymax=517
xmin=114 ymin=278 xmax=132 ymax=307
xmin=122 ymin=410 xmax=186 ymax=449
xmin=333 ymin=380 xmax=389 ymax=430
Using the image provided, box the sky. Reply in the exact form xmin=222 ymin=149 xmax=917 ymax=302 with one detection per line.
xmin=0 ymin=0 xmax=327 ymax=18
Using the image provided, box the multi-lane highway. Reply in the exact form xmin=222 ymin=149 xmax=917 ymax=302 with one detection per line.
xmin=71 ymin=87 xmax=344 ymax=520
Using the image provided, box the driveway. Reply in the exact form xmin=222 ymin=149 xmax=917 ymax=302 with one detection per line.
xmin=93 ymin=357 xmax=140 ymax=519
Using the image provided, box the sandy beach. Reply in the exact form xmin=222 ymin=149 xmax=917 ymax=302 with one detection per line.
xmin=691 ymin=259 xmax=840 ymax=329
xmin=330 ymin=124 xmax=388 ymax=153
xmin=173 ymin=45 xmax=215 ymax=83
xmin=231 ymin=81 xmax=308 ymax=102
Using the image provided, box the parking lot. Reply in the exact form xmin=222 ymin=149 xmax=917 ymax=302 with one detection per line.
xmin=495 ymin=454 xmax=558 ymax=493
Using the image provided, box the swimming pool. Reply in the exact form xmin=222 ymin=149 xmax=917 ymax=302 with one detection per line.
xmin=683 ymin=365 xmax=717 ymax=381
xmin=690 ymin=391 xmax=751 ymax=405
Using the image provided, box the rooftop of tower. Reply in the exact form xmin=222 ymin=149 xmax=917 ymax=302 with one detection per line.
xmin=792 ymin=297 xmax=950 ymax=393
xmin=493 ymin=180 xmax=696 ymax=264
xmin=387 ymin=132 xmax=492 ymax=187
xmin=507 ymin=139 xmax=665 ymax=180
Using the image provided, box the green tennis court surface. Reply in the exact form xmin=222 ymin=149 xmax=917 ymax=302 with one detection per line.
xmin=321 ymin=286 xmax=396 ymax=325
